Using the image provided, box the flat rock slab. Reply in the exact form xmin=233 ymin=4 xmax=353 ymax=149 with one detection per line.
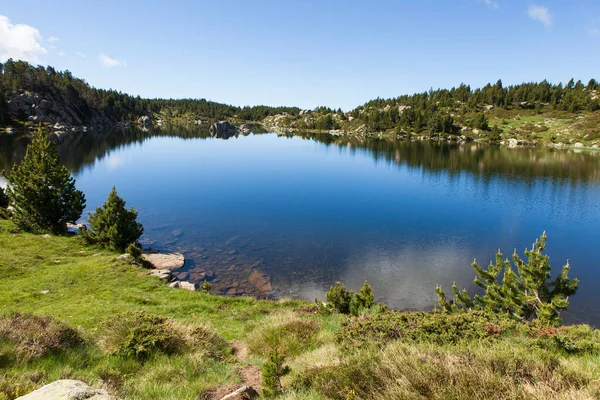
xmin=142 ymin=252 xmax=185 ymax=270
xmin=16 ymin=379 xmax=119 ymax=399
xmin=149 ymin=269 xmax=172 ymax=281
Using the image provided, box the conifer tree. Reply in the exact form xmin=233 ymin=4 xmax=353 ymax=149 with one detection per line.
xmin=4 ymin=129 xmax=85 ymax=233
xmin=262 ymin=349 xmax=290 ymax=398
xmin=436 ymin=233 xmax=578 ymax=324
xmin=83 ymin=187 xmax=143 ymax=251
xmin=350 ymin=280 xmax=376 ymax=316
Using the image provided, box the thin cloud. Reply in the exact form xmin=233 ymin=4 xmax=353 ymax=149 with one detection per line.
xmin=99 ymin=53 xmax=123 ymax=68
xmin=0 ymin=15 xmax=47 ymax=62
xmin=483 ymin=0 xmax=499 ymax=10
xmin=528 ymin=5 xmax=552 ymax=28
xmin=58 ymin=51 xmax=66 ymax=57
xmin=76 ymin=52 xmax=86 ymax=58
xmin=47 ymin=36 xmax=59 ymax=43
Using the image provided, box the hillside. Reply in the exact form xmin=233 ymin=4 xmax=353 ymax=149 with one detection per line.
xmin=0 ymin=219 xmax=599 ymax=399
xmin=264 ymin=80 xmax=600 ymax=148
xmin=0 ymin=60 xmax=299 ymax=133
xmin=2 ymin=61 xmax=600 ymax=149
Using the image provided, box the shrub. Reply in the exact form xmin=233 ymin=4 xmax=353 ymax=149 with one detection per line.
xmin=200 ymin=280 xmax=211 ymax=293
xmin=436 ymin=233 xmax=578 ymax=324
xmin=101 ymin=312 xmax=183 ymax=360
xmin=0 ymin=313 xmax=83 ymax=360
xmin=349 ymin=281 xmax=375 ymax=316
xmin=100 ymin=312 xmax=229 ymax=361
xmin=337 ymin=310 xmax=525 ymax=350
xmin=324 ymin=282 xmax=353 ymax=314
xmin=125 ymin=242 xmax=142 ymax=261
xmin=320 ymin=281 xmax=381 ymax=316
xmin=3 ymin=129 xmax=85 ymax=233
xmin=83 ymin=187 xmax=143 ymax=251
xmin=247 ymin=312 xmax=320 ymax=357
xmin=262 ymin=349 xmax=291 ymax=398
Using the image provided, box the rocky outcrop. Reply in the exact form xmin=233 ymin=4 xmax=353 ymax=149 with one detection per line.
xmin=209 ymin=121 xmax=238 ymax=139
xmin=142 ymin=251 xmax=185 ymax=270
xmin=6 ymin=90 xmax=115 ymax=133
xmin=16 ymin=379 xmax=119 ymax=400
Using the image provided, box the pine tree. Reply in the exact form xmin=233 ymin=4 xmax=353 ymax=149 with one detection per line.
xmin=262 ymin=349 xmax=290 ymax=398
xmin=350 ymin=280 xmax=376 ymax=316
xmin=4 ymin=128 xmax=85 ymax=233
xmin=436 ymin=233 xmax=579 ymax=324
xmin=83 ymin=187 xmax=143 ymax=251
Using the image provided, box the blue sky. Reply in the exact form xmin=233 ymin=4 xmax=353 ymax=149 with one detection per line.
xmin=1 ymin=0 xmax=599 ymax=110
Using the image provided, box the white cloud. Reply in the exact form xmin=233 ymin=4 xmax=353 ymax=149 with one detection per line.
xmin=483 ymin=0 xmax=499 ymax=10
xmin=528 ymin=5 xmax=552 ymax=28
xmin=99 ymin=53 xmax=123 ymax=68
xmin=46 ymin=36 xmax=59 ymax=43
xmin=58 ymin=51 xmax=66 ymax=57
xmin=76 ymin=52 xmax=86 ymax=58
xmin=0 ymin=15 xmax=47 ymax=62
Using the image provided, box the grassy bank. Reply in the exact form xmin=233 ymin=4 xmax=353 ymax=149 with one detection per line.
xmin=1 ymin=219 xmax=599 ymax=399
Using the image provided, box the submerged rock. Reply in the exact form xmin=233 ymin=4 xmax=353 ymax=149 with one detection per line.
xmin=16 ymin=379 xmax=119 ymax=399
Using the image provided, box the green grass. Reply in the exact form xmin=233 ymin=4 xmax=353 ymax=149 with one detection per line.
xmin=1 ymin=218 xmax=599 ymax=399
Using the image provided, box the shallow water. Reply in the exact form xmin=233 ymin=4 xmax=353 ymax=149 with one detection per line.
xmin=2 ymin=128 xmax=599 ymax=325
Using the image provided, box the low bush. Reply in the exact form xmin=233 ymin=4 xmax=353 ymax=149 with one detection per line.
xmin=247 ymin=312 xmax=320 ymax=357
xmin=0 ymin=313 xmax=83 ymax=361
xmin=100 ymin=312 xmax=229 ymax=361
xmin=337 ymin=310 xmax=522 ymax=350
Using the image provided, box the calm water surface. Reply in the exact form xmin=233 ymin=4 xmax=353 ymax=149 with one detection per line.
xmin=2 ymin=129 xmax=599 ymax=325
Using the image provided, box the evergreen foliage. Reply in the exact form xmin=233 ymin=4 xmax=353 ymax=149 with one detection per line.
xmin=350 ymin=281 xmax=376 ymax=316
xmin=324 ymin=282 xmax=354 ymax=314
xmin=3 ymin=129 xmax=85 ymax=233
xmin=262 ymin=349 xmax=290 ymax=398
xmin=0 ymin=60 xmax=300 ymax=124
xmin=436 ymin=233 xmax=579 ymax=324
xmin=83 ymin=187 xmax=143 ymax=251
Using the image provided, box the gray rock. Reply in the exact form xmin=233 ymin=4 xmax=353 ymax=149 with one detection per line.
xmin=209 ymin=121 xmax=238 ymax=139
xmin=573 ymin=142 xmax=584 ymax=148
xmin=219 ymin=385 xmax=259 ymax=400
xmin=115 ymin=254 xmax=132 ymax=261
xmin=138 ymin=115 xmax=152 ymax=128
xmin=240 ymin=124 xmax=252 ymax=136
xmin=16 ymin=379 xmax=119 ymax=399
xmin=149 ymin=269 xmax=172 ymax=281
xmin=142 ymin=251 xmax=185 ymax=270
xmin=178 ymin=281 xmax=198 ymax=291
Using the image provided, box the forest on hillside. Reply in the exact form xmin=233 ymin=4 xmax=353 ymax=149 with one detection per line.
xmin=0 ymin=59 xmax=300 ymax=126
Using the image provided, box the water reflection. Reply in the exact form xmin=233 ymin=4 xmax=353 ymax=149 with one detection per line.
xmin=1 ymin=128 xmax=599 ymax=324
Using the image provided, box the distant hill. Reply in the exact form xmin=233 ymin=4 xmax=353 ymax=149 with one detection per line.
xmin=265 ymin=79 xmax=600 ymax=148
xmin=0 ymin=59 xmax=299 ymax=131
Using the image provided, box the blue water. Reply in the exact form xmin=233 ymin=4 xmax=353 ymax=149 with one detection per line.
xmin=3 ymin=130 xmax=600 ymax=324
